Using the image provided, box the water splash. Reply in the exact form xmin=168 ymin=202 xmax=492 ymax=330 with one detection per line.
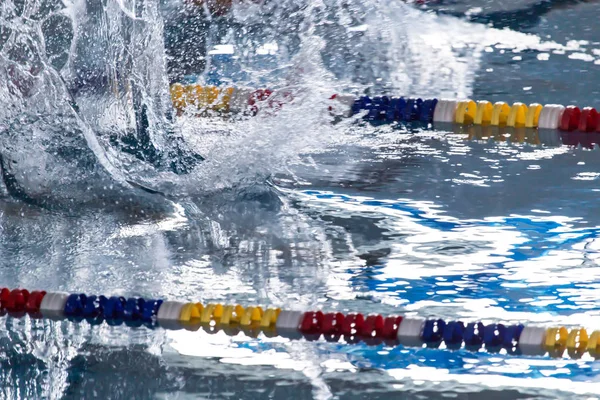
xmin=1 ymin=0 xmax=596 ymax=207
xmin=0 ymin=0 xmax=202 ymax=208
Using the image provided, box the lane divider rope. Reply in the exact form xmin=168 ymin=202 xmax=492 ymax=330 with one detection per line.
xmin=169 ymin=83 xmax=600 ymax=135
xmin=3 ymin=288 xmax=599 ymax=359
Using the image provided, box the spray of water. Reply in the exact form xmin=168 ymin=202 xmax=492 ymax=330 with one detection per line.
xmin=174 ymin=0 xmax=587 ymax=197
xmin=0 ymin=0 xmax=203 ymax=207
xmin=1 ymin=0 xmax=593 ymax=207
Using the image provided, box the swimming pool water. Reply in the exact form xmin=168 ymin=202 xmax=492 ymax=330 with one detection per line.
xmin=2 ymin=0 xmax=600 ymax=399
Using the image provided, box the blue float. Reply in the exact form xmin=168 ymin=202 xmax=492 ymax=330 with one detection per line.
xmin=103 ymin=296 xmax=126 ymax=320
xmin=141 ymin=300 xmax=163 ymax=323
xmin=124 ymin=298 xmax=145 ymax=321
xmin=400 ymin=98 xmax=423 ymax=121
xmin=422 ymin=319 xmax=446 ymax=343
xmin=464 ymin=322 xmax=485 ymax=347
xmin=483 ymin=323 xmax=506 ymax=348
xmin=351 ymin=96 xmax=371 ymax=116
xmin=82 ymin=295 xmax=101 ymax=318
xmin=64 ymin=294 xmax=87 ymax=317
xmin=384 ymin=98 xmax=398 ymax=122
xmin=443 ymin=321 xmax=465 ymax=345
xmin=366 ymin=97 xmax=385 ymax=120
xmin=502 ymin=324 xmax=524 ymax=349
xmin=420 ymin=98 xmax=438 ymax=123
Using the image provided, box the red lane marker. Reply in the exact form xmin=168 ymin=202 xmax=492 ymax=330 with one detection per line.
xmin=359 ymin=314 xmax=384 ymax=338
xmin=560 ymin=106 xmax=581 ymax=131
xmin=248 ymin=89 xmax=273 ymax=115
xmin=578 ymin=107 xmax=598 ymax=132
xmin=25 ymin=291 xmax=47 ymax=314
xmin=322 ymin=312 xmax=344 ymax=335
xmin=579 ymin=107 xmax=599 ymax=132
xmin=340 ymin=313 xmax=365 ymax=336
xmin=382 ymin=316 xmax=403 ymax=340
xmin=0 ymin=288 xmax=9 ymax=308
xmin=300 ymin=311 xmax=324 ymax=335
xmin=6 ymin=289 xmax=29 ymax=312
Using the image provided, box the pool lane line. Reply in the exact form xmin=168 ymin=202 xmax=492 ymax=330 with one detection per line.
xmin=2 ymin=288 xmax=598 ymax=360
xmin=169 ymin=84 xmax=600 ymax=138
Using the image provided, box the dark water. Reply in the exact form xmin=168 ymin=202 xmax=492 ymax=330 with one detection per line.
xmin=1 ymin=0 xmax=600 ymax=399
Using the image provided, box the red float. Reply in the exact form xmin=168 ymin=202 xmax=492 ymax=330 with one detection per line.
xmin=382 ymin=316 xmax=403 ymax=340
xmin=0 ymin=288 xmax=9 ymax=308
xmin=5 ymin=289 xmax=29 ymax=312
xmin=340 ymin=313 xmax=365 ymax=336
xmin=248 ymin=89 xmax=273 ymax=104
xmin=248 ymin=89 xmax=273 ymax=115
xmin=359 ymin=314 xmax=384 ymax=338
xmin=25 ymin=291 xmax=47 ymax=314
xmin=300 ymin=311 xmax=324 ymax=335
xmin=328 ymin=94 xmax=338 ymax=112
xmin=560 ymin=106 xmax=581 ymax=131
xmin=578 ymin=107 xmax=600 ymax=132
xmin=322 ymin=312 xmax=344 ymax=335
